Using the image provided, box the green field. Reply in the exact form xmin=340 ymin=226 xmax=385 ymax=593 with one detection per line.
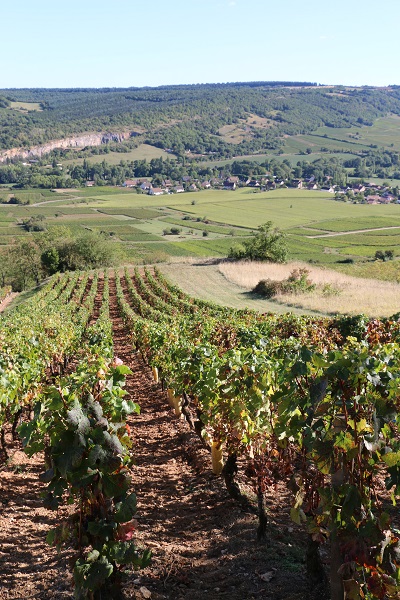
xmin=61 ymin=144 xmax=174 ymax=166
xmin=314 ymin=115 xmax=400 ymax=151
xmin=202 ymin=151 xmax=361 ymax=169
xmin=9 ymin=101 xmax=42 ymax=112
xmin=283 ymin=134 xmax=365 ymax=154
xmin=2 ymin=186 xmax=400 ymax=266
xmin=305 ymin=217 xmax=400 ymax=232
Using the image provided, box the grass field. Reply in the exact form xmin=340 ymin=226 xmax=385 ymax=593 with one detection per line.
xmin=218 ymin=261 xmax=400 ymax=317
xmin=202 ymin=151 xmax=360 ymax=169
xmin=314 ymin=115 xmax=400 ymax=151
xmin=61 ymin=144 xmax=173 ymax=166
xmin=9 ymin=101 xmax=42 ymax=112
xmin=305 ymin=217 xmax=400 ymax=232
xmin=283 ymin=134 xmax=365 ymax=154
xmin=160 ymin=262 xmax=313 ymax=314
xmin=169 ymin=188 xmax=400 ymax=230
xmin=97 ymin=208 xmax=164 ymax=219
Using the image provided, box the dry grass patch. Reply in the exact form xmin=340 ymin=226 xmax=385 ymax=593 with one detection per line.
xmin=219 ymin=260 xmax=400 ymax=317
xmin=218 ymin=123 xmax=251 ymax=144
xmin=245 ymin=113 xmax=273 ymax=129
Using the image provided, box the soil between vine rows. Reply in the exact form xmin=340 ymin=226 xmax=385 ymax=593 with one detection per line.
xmin=0 ymin=276 xmax=324 ymax=600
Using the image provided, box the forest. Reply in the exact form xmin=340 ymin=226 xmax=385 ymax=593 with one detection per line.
xmin=2 ymin=84 xmax=400 ymax=158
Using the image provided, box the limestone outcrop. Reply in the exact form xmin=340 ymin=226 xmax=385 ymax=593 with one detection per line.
xmin=0 ymin=131 xmax=138 ymax=163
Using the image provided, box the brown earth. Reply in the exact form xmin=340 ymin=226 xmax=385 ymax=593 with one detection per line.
xmin=0 ymin=292 xmax=18 ymax=314
xmin=0 ymin=278 xmax=323 ymax=600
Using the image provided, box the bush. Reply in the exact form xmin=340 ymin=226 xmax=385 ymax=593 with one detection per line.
xmin=253 ymin=279 xmax=283 ymax=298
xmin=375 ymin=250 xmax=394 ymax=261
xmin=252 ymin=268 xmax=315 ymax=298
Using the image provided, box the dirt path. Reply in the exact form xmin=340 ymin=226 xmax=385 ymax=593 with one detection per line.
xmin=307 ymin=225 xmax=400 ymax=238
xmin=108 ymin=275 xmax=314 ymax=600
xmin=0 ymin=293 xmax=18 ymax=314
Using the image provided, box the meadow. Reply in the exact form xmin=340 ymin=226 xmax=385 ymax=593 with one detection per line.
xmin=314 ymin=115 xmax=400 ymax=151
xmin=218 ymin=260 xmax=400 ymax=317
xmin=61 ymin=144 xmax=173 ymax=166
xmin=9 ymin=101 xmax=42 ymax=112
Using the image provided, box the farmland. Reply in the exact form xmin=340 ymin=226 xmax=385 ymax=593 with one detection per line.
xmin=1 ymin=187 xmax=400 ymax=268
xmin=2 ymin=267 xmax=400 ymax=600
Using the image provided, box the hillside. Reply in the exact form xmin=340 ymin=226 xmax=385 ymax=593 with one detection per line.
xmin=2 ymin=84 xmax=400 ymax=160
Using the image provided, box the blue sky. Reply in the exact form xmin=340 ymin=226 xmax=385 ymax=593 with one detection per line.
xmin=2 ymin=0 xmax=400 ymax=88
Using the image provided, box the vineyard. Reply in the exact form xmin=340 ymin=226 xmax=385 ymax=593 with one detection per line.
xmin=1 ymin=268 xmax=400 ymax=599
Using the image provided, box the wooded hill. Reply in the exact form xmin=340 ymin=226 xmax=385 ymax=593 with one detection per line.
xmin=2 ymin=83 xmax=400 ymax=158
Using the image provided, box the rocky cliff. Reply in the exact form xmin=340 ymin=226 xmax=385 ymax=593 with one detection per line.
xmin=0 ymin=131 xmax=137 ymax=163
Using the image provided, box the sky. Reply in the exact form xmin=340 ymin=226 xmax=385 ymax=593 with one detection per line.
xmin=2 ymin=0 xmax=400 ymax=89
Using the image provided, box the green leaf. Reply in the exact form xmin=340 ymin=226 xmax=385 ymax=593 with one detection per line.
xmin=114 ymin=365 xmax=132 ymax=376
xmin=115 ymin=492 xmax=137 ymax=523
xmin=46 ymin=529 xmax=56 ymax=546
xmin=341 ymin=485 xmax=361 ymax=523
xmin=383 ymin=452 xmax=400 ymax=468
xmin=101 ymin=472 xmax=130 ymax=499
xmin=87 ymin=519 xmax=116 ymax=541
xmin=335 ymin=431 xmax=355 ymax=452
xmin=84 ymin=556 xmax=114 ymax=591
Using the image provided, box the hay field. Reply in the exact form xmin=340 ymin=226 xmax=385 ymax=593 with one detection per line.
xmin=219 ymin=261 xmax=400 ymax=317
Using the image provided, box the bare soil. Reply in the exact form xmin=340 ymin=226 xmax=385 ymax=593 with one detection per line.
xmin=0 ymin=292 xmax=18 ymax=314
xmin=0 ymin=278 xmax=321 ymax=600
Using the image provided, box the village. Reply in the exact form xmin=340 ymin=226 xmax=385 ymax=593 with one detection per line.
xmin=101 ymin=173 xmax=400 ymax=204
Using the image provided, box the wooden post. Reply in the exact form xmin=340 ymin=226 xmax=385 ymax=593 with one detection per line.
xmin=331 ymin=416 xmax=346 ymax=600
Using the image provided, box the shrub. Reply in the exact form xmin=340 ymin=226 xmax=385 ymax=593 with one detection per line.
xmin=285 ymin=268 xmax=315 ymax=294
xmin=252 ymin=268 xmax=316 ymax=298
xmin=253 ymin=278 xmax=283 ymax=298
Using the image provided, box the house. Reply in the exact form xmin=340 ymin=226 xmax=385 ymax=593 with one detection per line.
xmin=182 ymin=176 xmax=191 ymax=183
xmin=163 ymin=179 xmax=173 ymax=188
xmin=223 ymin=180 xmax=236 ymax=190
xmin=366 ymin=195 xmax=380 ymax=204
xmin=291 ymin=179 xmax=303 ymax=189
xmin=85 ymin=180 xmax=95 ymax=187
xmin=174 ymin=185 xmax=185 ymax=193
xmin=140 ymin=181 xmax=152 ymax=191
xmin=307 ymin=183 xmax=319 ymax=190
xmin=188 ymin=184 xmax=198 ymax=192
xmin=225 ymin=176 xmax=239 ymax=184
xmin=201 ymin=181 xmax=211 ymax=189
xmin=123 ymin=179 xmax=138 ymax=187
xmin=149 ymin=187 xmax=164 ymax=196
xmin=353 ymin=184 xmax=366 ymax=193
